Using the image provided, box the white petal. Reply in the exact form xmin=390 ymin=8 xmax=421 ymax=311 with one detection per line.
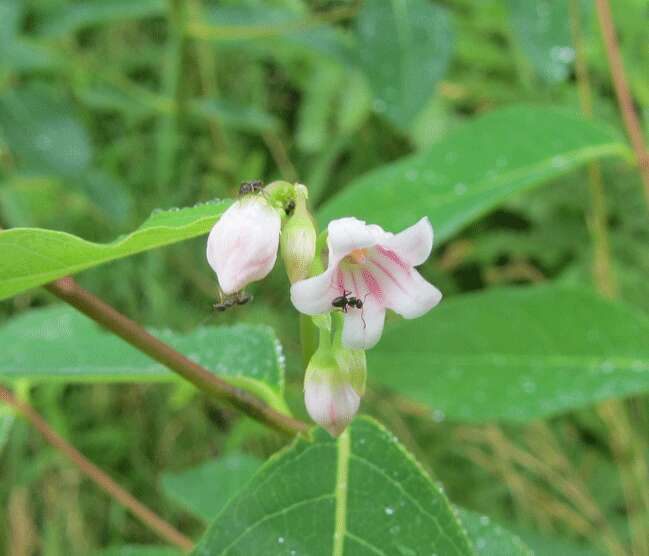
xmin=369 ymin=251 xmax=442 ymax=319
xmin=380 ymin=217 xmax=433 ymax=267
xmin=206 ymin=199 xmax=281 ymax=294
xmin=341 ymin=293 xmax=385 ymax=350
xmin=290 ymin=267 xmax=337 ymax=315
xmin=327 ymin=217 xmax=381 ymax=262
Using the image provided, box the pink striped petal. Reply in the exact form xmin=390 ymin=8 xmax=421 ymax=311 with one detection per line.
xmin=369 ymin=249 xmax=441 ymax=319
xmin=380 ymin=217 xmax=433 ymax=267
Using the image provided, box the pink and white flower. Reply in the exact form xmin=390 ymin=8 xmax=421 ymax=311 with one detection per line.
xmin=290 ymin=217 xmax=442 ymax=349
xmin=206 ymin=197 xmax=281 ymax=295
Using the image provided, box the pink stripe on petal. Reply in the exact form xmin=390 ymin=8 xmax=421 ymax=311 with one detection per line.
xmin=361 ymin=269 xmax=384 ymax=303
xmin=336 ymin=267 xmax=345 ymax=292
xmin=375 ymin=245 xmax=410 ymax=271
xmin=370 ymin=257 xmax=410 ymax=294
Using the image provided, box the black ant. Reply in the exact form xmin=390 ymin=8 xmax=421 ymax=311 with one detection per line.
xmin=238 ymin=180 xmax=264 ymax=196
xmin=332 ymin=290 xmax=367 ymax=328
xmin=213 ymin=291 xmax=252 ymax=312
xmin=284 ymin=199 xmax=296 ymax=216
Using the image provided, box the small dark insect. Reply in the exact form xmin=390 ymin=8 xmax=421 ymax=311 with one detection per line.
xmin=285 ymin=200 xmax=296 ymax=216
xmin=332 ymin=290 xmax=368 ymax=328
xmin=235 ymin=293 xmax=252 ymax=305
xmin=213 ymin=291 xmax=252 ymax=312
xmin=239 ymin=180 xmax=264 ymax=196
xmin=331 ymin=290 xmax=364 ymax=311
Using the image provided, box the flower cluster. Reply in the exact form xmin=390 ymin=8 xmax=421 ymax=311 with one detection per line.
xmin=206 ymin=181 xmax=441 ymax=436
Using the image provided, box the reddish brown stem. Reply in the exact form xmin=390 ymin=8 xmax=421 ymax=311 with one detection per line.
xmin=0 ymin=385 xmax=194 ymax=552
xmin=595 ymin=0 xmax=649 ymax=208
xmin=45 ymin=277 xmax=308 ymax=436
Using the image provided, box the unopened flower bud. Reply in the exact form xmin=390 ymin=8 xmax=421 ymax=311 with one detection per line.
xmin=281 ymin=184 xmax=316 ymax=283
xmin=303 ymin=344 xmax=365 ymax=437
xmin=206 ymin=196 xmax=281 ymax=294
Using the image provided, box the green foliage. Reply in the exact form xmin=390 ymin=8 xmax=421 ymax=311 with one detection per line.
xmin=1 ymin=0 xmax=648 ymax=553
xmin=355 ymin=0 xmax=454 ymax=127
xmin=192 ymin=418 xmax=475 ymax=556
xmin=0 ymin=201 xmax=228 ymax=301
xmin=457 ymin=509 xmax=532 ymax=556
xmin=371 ymin=286 xmax=649 ymax=422
xmin=0 ymin=306 xmax=287 ymax=411
xmin=319 ymin=106 xmax=629 ymax=240
xmin=162 ymin=454 xmax=262 ymax=521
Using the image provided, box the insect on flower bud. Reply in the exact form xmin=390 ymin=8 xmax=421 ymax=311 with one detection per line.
xmin=303 ymin=345 xmax=365 ymax=437
xmin=206 ymin=195 xmax=282 ymax=295
xmin=280 ymin=184 xmax=317 ymax=283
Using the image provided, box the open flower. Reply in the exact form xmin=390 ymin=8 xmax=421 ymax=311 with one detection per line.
xmin=206 ymin=197 xmax=281 ymax=295
xmin=291 ymin=217 xmax=442 ymax=349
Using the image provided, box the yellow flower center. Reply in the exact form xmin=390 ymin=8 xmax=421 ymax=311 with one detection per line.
xmin=347 ymin=248 xmax=368 ymax=264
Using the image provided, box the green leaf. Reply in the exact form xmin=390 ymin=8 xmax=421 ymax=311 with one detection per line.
xmin=192 ymin=417 xmax=474 ymax=556
xmin=318 ymin=106 xmax=629 ymax=242
xmin=89 ymin=547 xmax=181 ymax=556
xmin=457 ymin=510 xmax=532 ymax=555
xmin=0 ymin=306 xmax=287 ymax=412
xmin=163 ymin=452 xmax=531 ymax=555
xmin=370 ymin=286 xmax=649 ymax=423
xmin=355 ymin=0 xmax=454 ymax=127
xmin=0 ymin=200 xmax=228 ymax=301
xmin=507 ymin=0 xmax=582 ymax=83
xmin=37 ymin=0 xmax=166 ymax=37
xmin=162 ymin=454 xmax=262 ymax=521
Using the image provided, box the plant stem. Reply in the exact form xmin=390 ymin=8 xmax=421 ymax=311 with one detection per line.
xmin=595 ymin=0 xmax=649 ymax=209
xmin=0 ymin=385 xmax=194 ymax=552
xmin=572 ymin=5 xmax=649 ymax=553
xmin=45 ymin=277 xmax=309 ymax=436
xmin=569 ymin=0 xmax=617 ymax=299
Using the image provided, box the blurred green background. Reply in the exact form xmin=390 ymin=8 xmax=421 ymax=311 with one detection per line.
xmin=1 ymin=0 xmax=648 ymax=554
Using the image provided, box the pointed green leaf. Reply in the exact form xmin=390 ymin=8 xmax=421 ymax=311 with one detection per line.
xmin=0 ymin=200 xmax=228 ymax=301
xmin=0 ymin=306 xmax=287 ymax=413
xmin=318 ymin=106 xmax=629 ymax=242
xmin=355 ymin=0 xmax=454 ymax=127
xmin=192 ymin=417 xmax=474 ymax=556
xmin=370 ymin=286 xmax=649 ymax=422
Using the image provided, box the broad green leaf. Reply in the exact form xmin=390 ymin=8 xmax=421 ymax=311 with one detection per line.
xmin=457 ymin=510 xmax=532 ymax=556
xmin=0 ymin=200 xmax=228 ymax=301
xmin=89 ymin=547 xmax=181 ymax=556
xmin=355 ymin=0 xmax=454 ymax=127
xmin=0 ymin=306 xmax=287 ymax=412
xmin=162 ymin=454 xmax=262 ymax=521
xmin=192 ymin=417 xmax=474 ymax=556
xmin=37 ymin=0 xmax=166 ymax=37
xmin=507 ymin=0 xmax=583 ymax=83
xmin=163 ymin=452 xmax=531 ymax=555
xmin=318 ymin=106 xmax=629 ymax=242
xmin=370 ymin=286 xmax=649 ymax=423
